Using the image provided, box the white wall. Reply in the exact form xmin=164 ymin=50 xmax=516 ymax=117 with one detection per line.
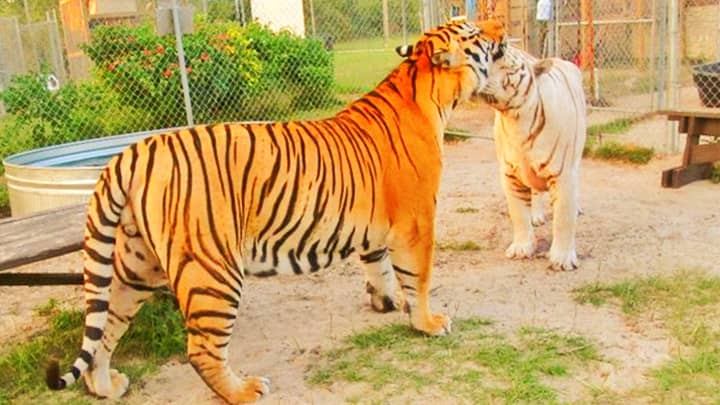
xmin=251 ymin=0 xmax=305 ymax=37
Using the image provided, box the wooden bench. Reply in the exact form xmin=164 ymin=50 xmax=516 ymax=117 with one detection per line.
xmin=660 ymin=110 xmax=720 ymax=188
xmin=0 ymin=203 xmax=86 ymax=286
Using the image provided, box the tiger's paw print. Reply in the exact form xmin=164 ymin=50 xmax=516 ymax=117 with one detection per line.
xmin=231 ymin=376 xmax=270 ymax=403
xmin=413 ymin=313 xmax=452 ymax=336
xmin=548 ymin=248 xmax=578 ymax=271
xmin=505 ymin=240 xmax=536 ymax=259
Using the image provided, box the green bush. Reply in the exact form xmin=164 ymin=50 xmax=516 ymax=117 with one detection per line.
xmin=82 ymin=20 xmax=335 ymax=123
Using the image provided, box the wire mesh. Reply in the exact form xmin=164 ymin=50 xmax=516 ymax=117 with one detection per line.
xmin=681 ymin=0 xmax=720 ymax=110
xmin=2 ymin=0 xmax=720 ymax=169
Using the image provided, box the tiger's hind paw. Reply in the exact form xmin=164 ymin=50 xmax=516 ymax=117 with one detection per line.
xmin=85 ymin=369 xmax=129 ymax=399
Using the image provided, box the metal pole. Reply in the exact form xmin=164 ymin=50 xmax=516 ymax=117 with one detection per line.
xmin=553 ymin=0 xmax=559 ymax=57
xmin=656 ymin=0 xmax=666 ymax=111
xmin=172 ymin=2 xmax=194 ymax=126
xmin=667 ymin=0 xmax=679 ymax=152
xmin=12 ymin=17 xmax=26 ymax=73
xmin=22 ymin=0 xmax=31 ymax=23
xmin=240 ymin=0 xmax=247 ymax=25
xmin=401 ymin=0 xmax=408 ymax=45
xmin=309 ymin=0 xmax=317 ymax=37
xmin=382 ymin=0 xmax=390 ymax=48
xmin=648 ymin=0 xmax=657 ymax=111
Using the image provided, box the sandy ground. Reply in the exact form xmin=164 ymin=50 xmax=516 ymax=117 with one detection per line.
xmin=1 ymin=104 xmax=719 ymax=404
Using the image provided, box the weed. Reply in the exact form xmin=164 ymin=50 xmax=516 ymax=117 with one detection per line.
xmin=0 ymin=291 xmax=186 ymax=403
xmin=574 ymin=270 xmax=720 ymax=403
xmin=436 ymin=240 xmax=484 ymax=251
xmin=710 ymin=163 xmax=720 ymax=184
xmin=308 ymin=318 xmax=600 ymax=403
xmin=455 ymin=207 xmax=479 ymax=214
xmin=592 ymin=142 xmax=654 ymax=164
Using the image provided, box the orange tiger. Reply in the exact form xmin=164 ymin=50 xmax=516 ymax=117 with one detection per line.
xmin=46 ymin=20 xmax=507 ymax=403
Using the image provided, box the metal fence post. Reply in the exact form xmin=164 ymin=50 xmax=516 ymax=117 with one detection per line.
xmin=171 ymin=3 xmax=194 ymax=127
xmin=667 ymin=0 xmax=679 ymax=152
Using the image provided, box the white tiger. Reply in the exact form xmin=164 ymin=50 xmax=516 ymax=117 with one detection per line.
xmin=478 ymin=44 xmax=586 ymax=271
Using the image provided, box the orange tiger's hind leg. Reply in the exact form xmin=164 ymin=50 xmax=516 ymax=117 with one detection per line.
xmin=85 ymin=216 xmax=168 ymax=398
xmin=360 ymin=248 xmax=401 ymax=313
xmin=173 ymin=259 xmax=269 ymax=404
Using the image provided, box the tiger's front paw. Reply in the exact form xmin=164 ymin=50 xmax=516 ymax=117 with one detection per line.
xmin=531 ymin=211 xmax=547 ymax=227
xmin=412 ymin=313 xmax=452 ymax=336
xmin=548 ymin=247 xmax=578 ymax=271
xmin=505 ymin=240 xmax=536 ymax=259
xmin=231 ymin=376 xmax=270 ymax=403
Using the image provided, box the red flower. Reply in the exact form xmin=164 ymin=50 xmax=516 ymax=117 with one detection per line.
xmin=200 ymin=52 xmax=210 ymax=62
xmin=142 ymin=49 xmax=152 ymax=57
xmin=128 ymin=36 xmax=136 ymax=43
xmin=163 ymin=68 xmax=172 ymax=78
xmin=108 ymin=62 xmax=118 ymax=72
xmin=156 ymin=45 xmax=165 ymax=54
xmin=186 ymin=67 xmax=192 ymax=74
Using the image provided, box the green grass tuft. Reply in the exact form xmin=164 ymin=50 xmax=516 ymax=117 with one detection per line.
xmin=591 ymin=142 xmax=654 ymax=164
xmin=436 ymin=240 xmax=484 ymax=251
xmin=583 ymin=118 xmax=654 ymax=164
xmin=711 ymin=163 xmax=720 ymax=184
xmin=308 ymin=318 xmax=600 ymax=403
xmin=574 ymin=270 xmax=720 ymax=403
xmin=0 ymin=181 xmax=9 ymax=218
xmin=0 ymin=291 xmax=186 ymax=403
xmin=455 ymin=207 xmax=479 ymax=214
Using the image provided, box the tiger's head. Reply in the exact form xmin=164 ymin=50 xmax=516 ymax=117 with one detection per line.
xmin=477 ymin=45 xmax=553 ymax=111
xmin=394 ymin=19 xmax=507 ymax=105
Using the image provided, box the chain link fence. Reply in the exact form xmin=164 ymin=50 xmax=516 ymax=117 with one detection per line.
xmin=1 ymin=0 xmax=720 ymax=179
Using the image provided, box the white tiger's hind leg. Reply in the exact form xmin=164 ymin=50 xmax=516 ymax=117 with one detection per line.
xmin=547 ymin=176 xmax=580 ymax=271
xmin=360 ymin=248 xmax=401 ymax=312
xmin=501 ymin=172 xmax=536 ymax=259
xmin=85 ymin=218 xmax=167 ymax=398
xmin=531 ymin=190 xmax=548 ymax=226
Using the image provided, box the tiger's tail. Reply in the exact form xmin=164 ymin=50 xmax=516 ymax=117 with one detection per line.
xmin=47 ymin=149 xmax=132 ymax=391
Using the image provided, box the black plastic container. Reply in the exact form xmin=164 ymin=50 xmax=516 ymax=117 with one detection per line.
xmin=692 ymin=62 xmax=720 ymax=108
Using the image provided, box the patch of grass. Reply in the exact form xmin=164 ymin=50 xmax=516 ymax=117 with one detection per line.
xmin=436 ymin=240 xmax=484 ymax=251
xmin=584 ymin=118 xmax=654 ymax=164
xmin=710 ymin=163 xmax=720 ymax=184
xmin=591 ymin=142 xmax=654 ymax=164
xmin=308 ymin=318 xmax=601 ymax=403
xmin=574 ymin=271 xmax=720 ymax=403
xmin=455 ymin=207 xmax=479 ymax=214
xmin=0 ymin=181 xmax=9 ymax=218
xmin=0 ymin=291 xmax=186 ymax=403
xmin=587 ymin=118 xmax=634 ymax=138
xmin=444 ymin=128 xmax=473 ymax=143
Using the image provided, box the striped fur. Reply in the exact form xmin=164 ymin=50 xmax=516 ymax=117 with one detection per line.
xmin=46 ymin=20 xmax=506 ymax=403
xmin=478 ymin=45 xmax=586 ymax=271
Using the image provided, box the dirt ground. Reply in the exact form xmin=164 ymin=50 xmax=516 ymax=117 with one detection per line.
xmin=1 ymin=104 xmax=719 ymax=404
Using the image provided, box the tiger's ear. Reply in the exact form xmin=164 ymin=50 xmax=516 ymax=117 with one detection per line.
xmin=533 ymin=59 xmax=554 ymax=76
xmin=395 ymin=45 xmax=413 ymax=58
xmin=477 ymin=19 xmax=506 ymax=42
xmin=430 ymin=40 xmax=462 ymax=67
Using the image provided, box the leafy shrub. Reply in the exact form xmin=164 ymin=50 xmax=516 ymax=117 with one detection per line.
xmin=82 ymin=20 xmax=335 ymax=124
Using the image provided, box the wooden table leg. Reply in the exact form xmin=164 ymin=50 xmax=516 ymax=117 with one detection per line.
xmin=662 ymin=163 xmax=713 ymax=188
